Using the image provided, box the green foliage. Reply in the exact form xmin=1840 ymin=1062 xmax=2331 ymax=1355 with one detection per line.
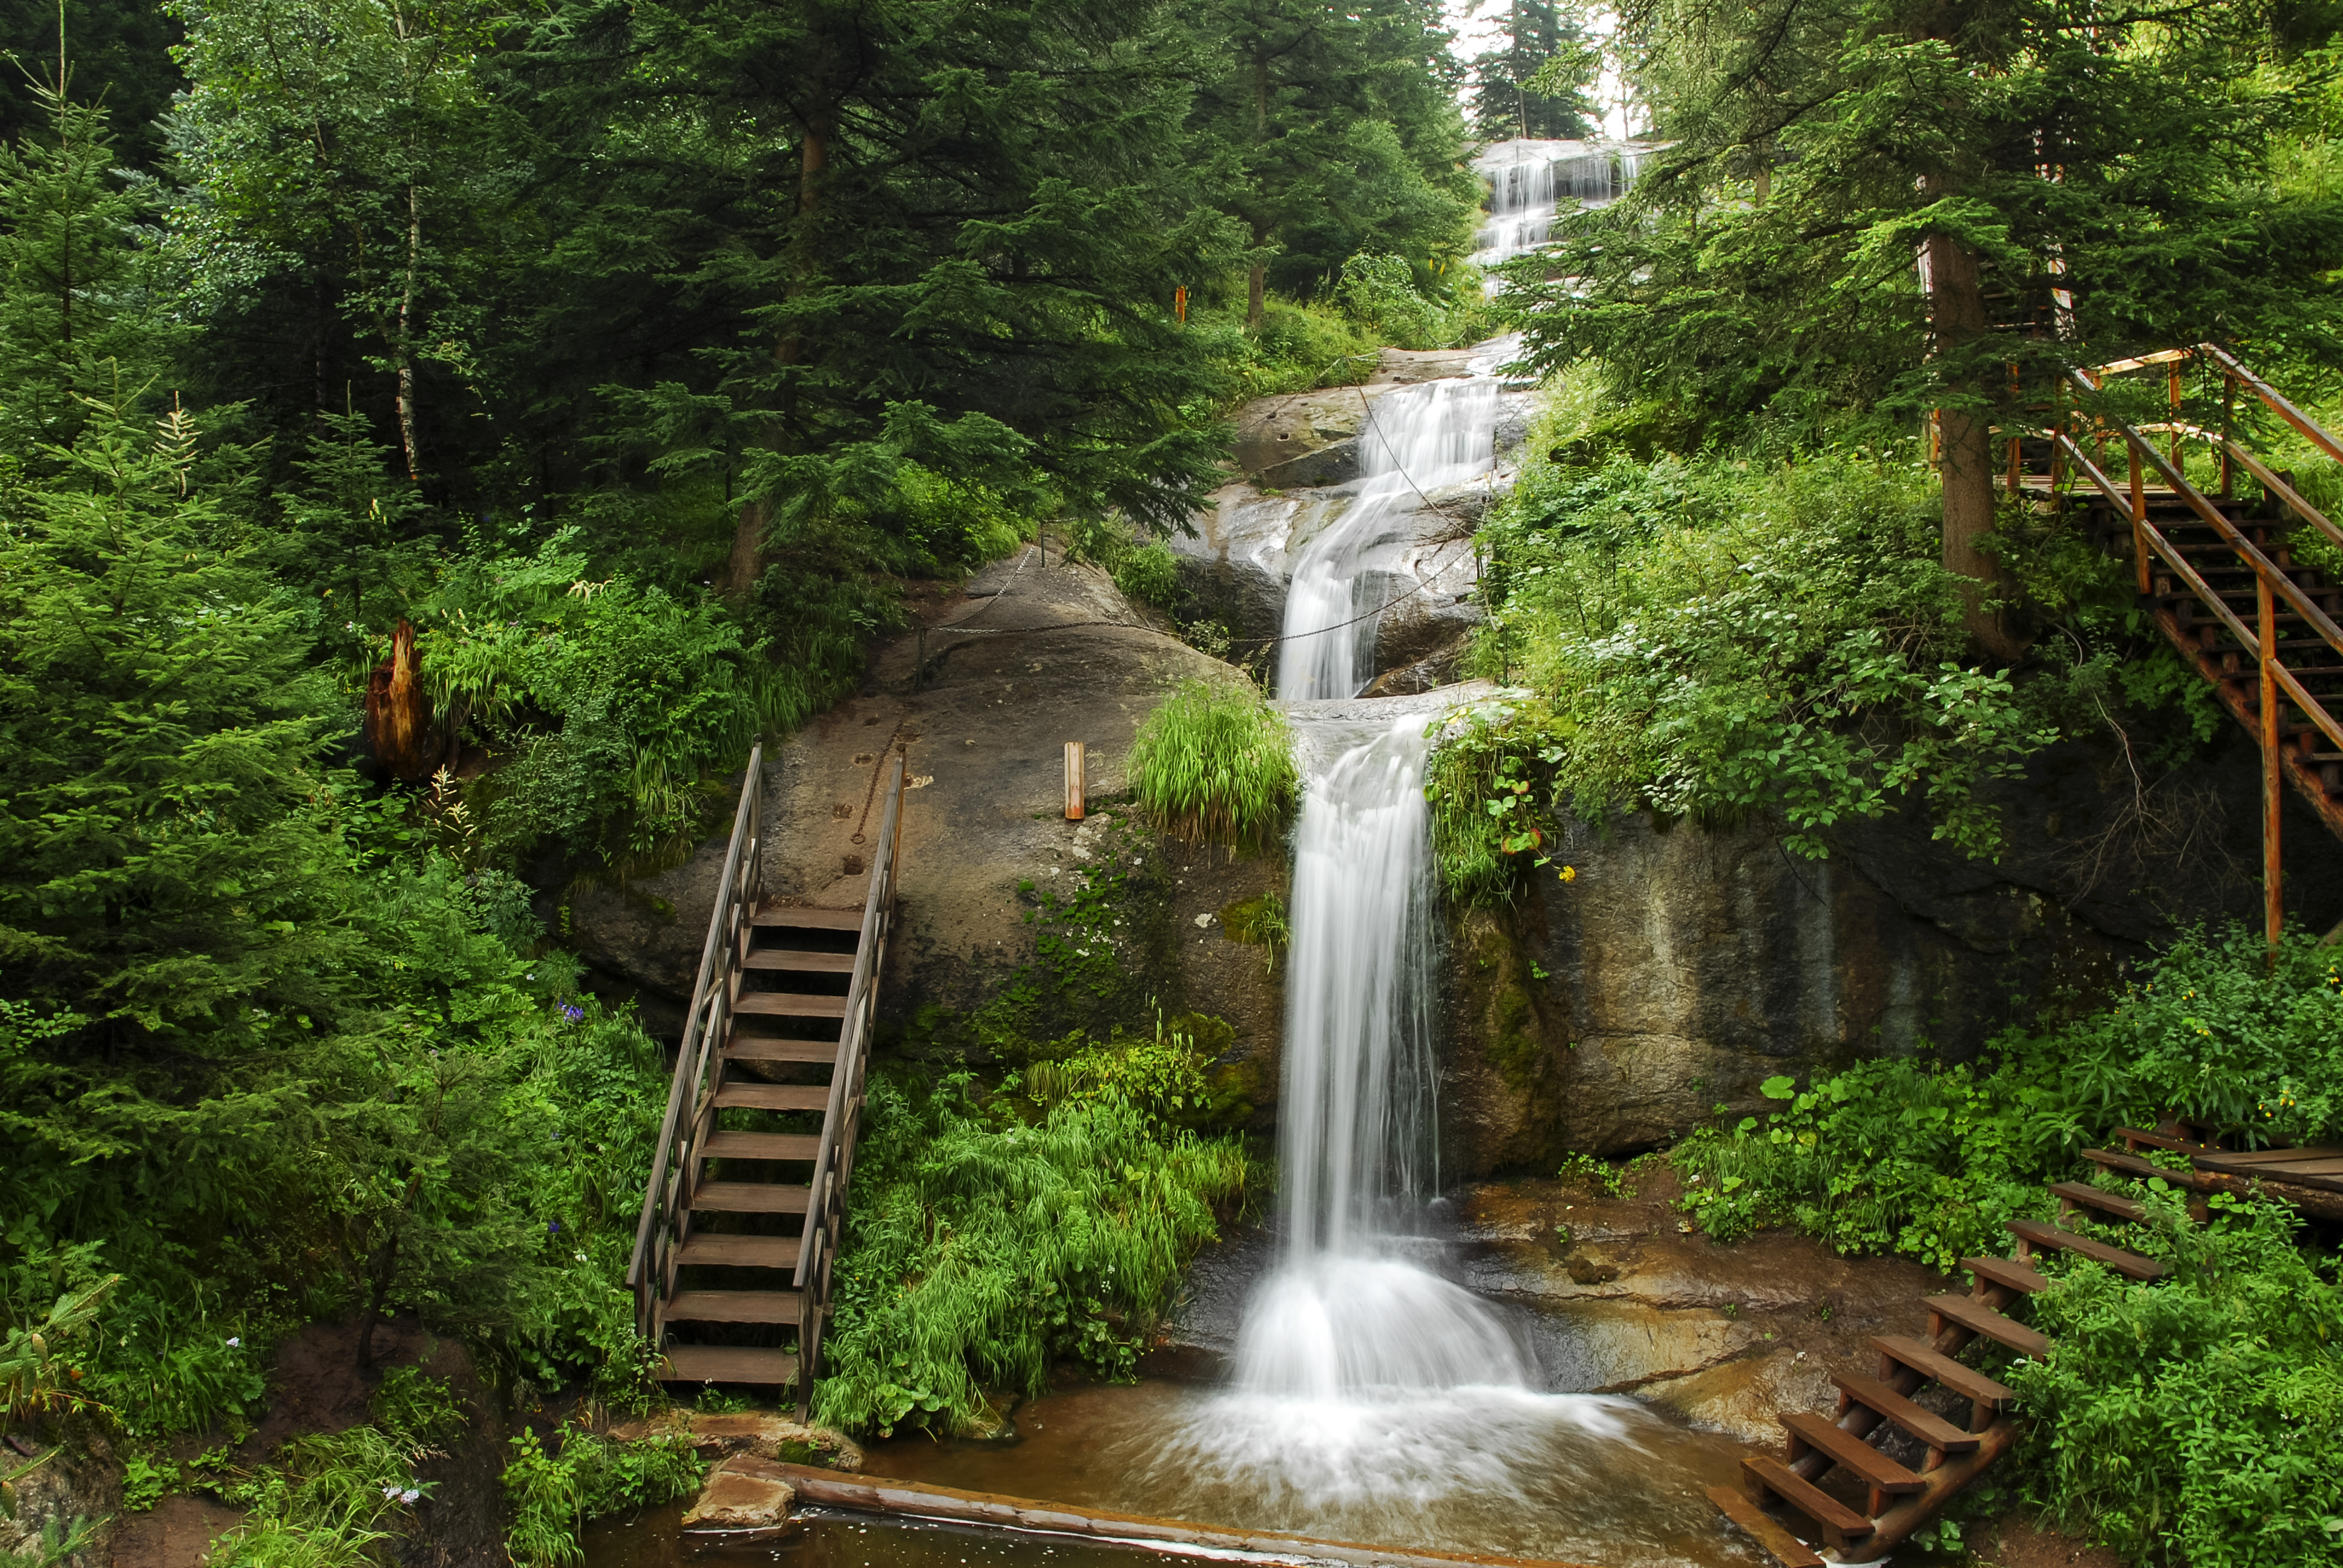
xmin=2010 ymin=1191 xmax=2343 ymax=1567
xmin=1113 ymin=541 xmax=1184 ymax=611
xmin=1423 ymin=708 xmax=1571 ymax=904
xmin=1332 ymin=253 xmax=1497 ymax=353
xmin=205 ymin=1424 xmax=431 ymax=1568
xmin=1128 ymin=680 xmax=1298 ymax=851
xmin=502 ymin=1426 xmax=705 ymax=1568
xmin=1475 ymin=446 xmax=2066 ymax=860
xmin=1674 ymin=926 xmax=2343 ymax=1271
xmin=814 ymin=1071 xmax=1249 ymax=1437
xmin=1556 ymin=1152 xmax=1628 ymax=1199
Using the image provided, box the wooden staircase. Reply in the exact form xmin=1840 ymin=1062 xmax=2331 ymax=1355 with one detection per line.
xmin=1709 ymin=1120 xmax=2340 ymax=1564
xmin=2029 ymin=345 xmax=2343 ymax=944
xmin=625 ymin=745 xmax=905 ymax=1417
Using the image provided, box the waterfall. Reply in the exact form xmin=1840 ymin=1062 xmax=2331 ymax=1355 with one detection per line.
xmin=1469 ymin=137 xmax=1646 ymax=271
xmin=1276 ymin=376 xmax=1500 ymax=701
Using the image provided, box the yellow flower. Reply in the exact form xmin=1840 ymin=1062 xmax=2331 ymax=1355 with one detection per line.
xmin=1559 ymin=866 xmax=1578 ymax=883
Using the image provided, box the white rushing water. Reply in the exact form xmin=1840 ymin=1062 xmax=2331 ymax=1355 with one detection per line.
xmin=1470 ymin=137 xmax=1647 ymax=270
xmin=1274 ymin=376 xmax=1501 ymax=702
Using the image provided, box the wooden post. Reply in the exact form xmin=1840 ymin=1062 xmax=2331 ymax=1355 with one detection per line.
xmin=1064 ymin=741 xmax=1086 ymax=820
xmin=2221 ymin=375 xmax=2236 ymax=498
xmin=2169 ymin=361 xmax=2184 ymax=473
xmin=2131 ymin=440 xmax=2151 ymax=597
xmin=2261 ymin=572 xmax=2283 ymax=958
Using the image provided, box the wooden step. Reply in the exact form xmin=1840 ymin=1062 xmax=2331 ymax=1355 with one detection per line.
xmin=713 ymin=1082 xmax=830 ymax=1112
xmin=657 ymin=1345 xmax=799 ymax=1387
xmin=1780 ymin=1410 xmax=1924 ymax=1503
xmin=1872 ymin=1335 xmax=2014 ymax=1413
xmin=663 ymin=1290 xmax=802 ymax=1324
xmin=1830 ymin=1371 xmax=1980 ymax=1455
xmin=690 ymin=1181 xmax=813 ymax=1214
xmin=752 ymin=906 xmax=865 ymax=930
xmin=2008 ymin=1218 xmax=2166 ymax=1281
xmin=1741 ymin=1455 xmax=1873 ymax=1550
xmin=1706 ymin=1485 xmax=1824 ymax=1568
xmin=735 ymin=993 xmax=849 ymax=1018
xmin=704 ymin=1131 xmax=820 ymax=1163
xmin=677 ymin=1233 xmax=803 ymax=1270
xmin=742 ymin=948 xmax=856 ymax=973
xmin=2081 ymin=1147 xmax=2166 ymax=1182
xmin=2051 ymin=1180 xmax=2147 ymax=1224
xmin=1964 ymin=1255 xmax=2049 ymax=1298
xmin=1924 ymin=1293 xmax=2049 ymax=1360
xmin=2190 ymin=1144 xmax=2335 ymax=1166
xmin=727 ymin=1034 xmax=841 ymax=1065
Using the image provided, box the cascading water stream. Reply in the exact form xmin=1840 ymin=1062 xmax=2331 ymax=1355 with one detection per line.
xmin=1470 ymin=139 xmax=1647 ymax=270
xmin=1275 ymin=374 xmax=1501 ymax=702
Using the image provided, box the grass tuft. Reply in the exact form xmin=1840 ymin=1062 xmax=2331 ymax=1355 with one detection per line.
xmin=1127 ymin=679 xmax=1297 ymax=851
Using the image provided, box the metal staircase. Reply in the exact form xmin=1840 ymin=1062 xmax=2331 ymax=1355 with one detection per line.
xmin=625 ymin=745 xmax=904 ymax=1417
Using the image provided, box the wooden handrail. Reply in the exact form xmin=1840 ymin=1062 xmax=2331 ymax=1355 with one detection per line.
xmin=626 ymin=743 xmax=764 ymax=1336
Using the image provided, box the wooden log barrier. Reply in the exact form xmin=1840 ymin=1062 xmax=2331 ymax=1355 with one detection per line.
xmin=728 ymin=1464 xmax=1602 ymax=1568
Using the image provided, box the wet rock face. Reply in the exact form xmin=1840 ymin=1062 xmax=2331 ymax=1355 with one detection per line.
xmin=682 ymin=1453 xmax=798 ymax=1530
xmin=1437 ymin=724 xmax=2343 ymax=1168
xmin=1459 ymin=1174 xmax=1948 ymax=1445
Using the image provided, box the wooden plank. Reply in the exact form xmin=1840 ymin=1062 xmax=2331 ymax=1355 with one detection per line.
xmin=1923 ymin=1293 xmax=2050 ymax=1360
xmin=1871 ymin=1336 xmax=2014 ymax=1411
xmin=1964 ymin=1255 xmax=2049 ymax=1298
xmin=1779 ymin=1411 xmax=1923 ymax=1493
xmin=713 ymin=1083 xmax=830 ymax=1112
xmin=677 ymin=1233 xmax=803 ymax=1270
xmin=735 ymin=993 xmax=849 ymax=1018
xmin=2191 ymin=1145 xmax=2333 ymax=1166
xmin=663 ymin=1289 xmax=802 ymax=1324
xmin=690 ymin=1181 xmax=813 ymax=1214
xmin=1861 ymin=1415 xmax=2021 ymax=1556
xmin=763 ymin=1465 xmax=1602 ymax=1568
xmin=751 ymin=906 xmax=865 ymax=930
xmin=2008 ymin=1218 xmax=2167 ymax=1279
xmin=742 ymin=949 xmax=856 ymax=973
xmin=2082 ymin=1148 xmax=2166 ymax=1181
xmin=727 ymin=1034 xmax=840 ymax=1065
xmin=657 ymin=1345 xmax=798 ymax=1387
xmin=1742 ymin=1455 xmax=1873 ymax=1548
xmin=1831 ymin=1371 xmax=1980 ymax=1454
xmin=705 ymin=1131 xmax=820 ymax=1162
xmin=1706 ymin=1485 xmax=1825 ymax=1568
xmin=2050 ymin=1180 xmax=2148 ymax=1225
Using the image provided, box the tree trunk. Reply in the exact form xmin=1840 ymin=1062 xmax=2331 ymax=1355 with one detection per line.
xmin=394 ymin=181 xmax=422 ymax=482
xmin=720 ymin=110 xmax=834 ymax=601
xmin=1925 ymin=230 xmax=2025 ymax=661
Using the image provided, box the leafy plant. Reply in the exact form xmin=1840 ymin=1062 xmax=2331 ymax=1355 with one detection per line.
xmin=1113 ymin=541 xmax=1183 ymax=610
xmin=502 ymin=1425 xmax=706 ymax=1568
xmin=1127 ymin=679 xmax=1297 ymax=852
xmin=814 ymin=1071 xmax=1249 ymax=1437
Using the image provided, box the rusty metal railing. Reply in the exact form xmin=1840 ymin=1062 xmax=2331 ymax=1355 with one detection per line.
xmin=2031 ymin=345 xmax=2343 ymax=949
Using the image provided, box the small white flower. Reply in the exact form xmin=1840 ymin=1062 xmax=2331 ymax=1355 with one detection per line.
xmin=225 ymin=1336 xmax=241 ymax=1347
xmin=383 ymin=1486 xmax=401 ymax=1501
xmin=401 ymin=1488 xmax=422 ymax=1504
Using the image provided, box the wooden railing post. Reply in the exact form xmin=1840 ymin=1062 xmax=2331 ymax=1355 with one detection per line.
xmin=2129 ymin=442 xmax=2150 ymax=597
xmin=2261 ymin=570 xmax=2284 ymax=958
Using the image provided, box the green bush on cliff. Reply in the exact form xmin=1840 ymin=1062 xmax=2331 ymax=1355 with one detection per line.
xmin=813 ymin=1070 xmax=1250 ymax=1437
xmin=1129 ymin=679 xmax=1298 ymax=852
xmin=1676 ymin=925 xmax=2343 ymax=1266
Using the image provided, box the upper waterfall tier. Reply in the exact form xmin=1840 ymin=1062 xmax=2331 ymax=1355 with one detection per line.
xmin=1470 ymin=137 xmax=1654 ymax=269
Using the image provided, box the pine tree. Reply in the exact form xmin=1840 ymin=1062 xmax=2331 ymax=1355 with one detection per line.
xmin=1509 ymin=0 xmax=2343 ymax=657
xmin=1467 ymin=1 xmax=1601 ymax=142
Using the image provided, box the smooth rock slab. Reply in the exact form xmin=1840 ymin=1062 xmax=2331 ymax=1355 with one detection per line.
xmin=682 ymin=1454 xmax=798 ymax=1530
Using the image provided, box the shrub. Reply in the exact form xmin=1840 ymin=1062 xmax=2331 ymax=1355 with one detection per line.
xmin=1113 ymin=540 xmax=1182 ymax=609
xmin=2010 ymin=1189 xmax=2343 ymax=1567
xmin=503 ymin=1426 xmax=705 ymax=1568
xmin=813 ymin=1071 xmax=1250 ymax=1437
xmin=1127 ymin=679 xmax=1297 ymax=851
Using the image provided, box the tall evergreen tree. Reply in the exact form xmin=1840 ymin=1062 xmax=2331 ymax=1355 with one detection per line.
xmin=1467 ymin=0 xmax=1601 ymax=142
xmin=1508 ymin=0 xmax=2343 ymax=656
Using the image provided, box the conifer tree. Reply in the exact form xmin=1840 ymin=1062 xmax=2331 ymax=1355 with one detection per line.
xmin=1467 ymin=0 xmax=1601 ymax=142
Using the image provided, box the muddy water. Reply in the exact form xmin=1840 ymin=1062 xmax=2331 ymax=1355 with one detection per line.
xmin=583 ymin=1379 xmax=1763 ymax=1568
